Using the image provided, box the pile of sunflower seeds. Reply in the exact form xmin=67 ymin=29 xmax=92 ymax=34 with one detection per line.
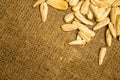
xmin=33 ymin=0 xmax=120 ymax=65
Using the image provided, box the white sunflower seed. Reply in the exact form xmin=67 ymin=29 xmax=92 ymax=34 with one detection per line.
xmin=74 ymin=11 xmax=94 ymax=25
xmin=47 ymin=0 xmax=68 ymax=10
xmin=90 ymin=4 xmax=105 ymax=19
xmin=110 ymin=7 xmax=120 ymax=25
xmin=87 ymin=9 xmax=94 ymax=20
xmin=78 ymin=31 xmax=91 ymax=43
xmin=80 ymin=0 xmax=90 ymax=15
xmin=61 ymin=24 xmax=78 ymax=31
xmin=64 ymin=12 xmax=74 ymax=23
xmin=73 ymin=21 xmax=95 ymax=37
xmin=69 ymin=40 xmax=86 ymax=45
xmin=112 ymin=0 xmax=120 ymax=7
xmin=99 ymin=47 xmax=107 ymax=65
xmin=106 ymin=29 xmax=112 ymax=47
xmin=108 ymin=22 xmax=116 ymax=38
xmin=40 ymin=2 xmax=48 ymax=22
xmin=101 ymin=0 xmax=115 ymax=5
xmin=69 ymin=0 xmax=79 ymax=6
xmin=90 ymin=0 xmax=111 ymax=8
xmin=116 ymin=14 xmax=120 ymax=36
xmin=97 ymin=8 xmax=111 ymax=22
xmin=93 ymin=18 xmax=110 ymax=30
xmin=72 ymin=0 xmax=84 ymax=12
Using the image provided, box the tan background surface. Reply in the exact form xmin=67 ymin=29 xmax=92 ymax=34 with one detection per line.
xmin=0 ymin=0 xmax=120 ymax=80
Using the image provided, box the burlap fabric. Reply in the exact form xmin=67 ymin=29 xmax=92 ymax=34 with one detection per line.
xmin=0 ymin=0 xmax=120 ymax=80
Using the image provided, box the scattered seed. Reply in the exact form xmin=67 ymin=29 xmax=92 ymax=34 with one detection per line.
xmin=69 ymin=40 xmax=86 ymax=45
xmin=47 ymin=0 xmax=68 ymax=10
xmin=72 ymin=1 xmax=84 ymax=12
xmin=90 ymin=0 xmax=111 ymax=8
xmin=112 ymin=0 xmax=120 ymax=7
xmin=87 ymin=9 xmax=94 ymax=20
xmin=90 ymin=4 xmax=105 ymax=19
xmin=69 ymin=0 xmax=79 ymax=7
xmin=73 ymin=21 xmax=95 ymax=37
xmin=78 ymin=31 xmax=91 ymax=43
xmin=93 ymin=18 xmax=110 ymax=30
xmin=99 ymin=47 xmax=107 ymax=65
xmin=33 ymin=0 xmax=120 ymax=66
xmin=64 ymin=12 xmax=74 ymax=23
xmin=106 ymin=28 xmax=112 ymax=47
xmin=75 ymin=11 xmax=94 ymax=25
xmin=61 ymin=24 xmax=78 ymax=31
xmin=116 ymin=14 xmax=120 ymax=36
xmin=40 ymin=2 xmax=48 ymax=22
xmin=97 ymin=8 xmax=111 ymax=22
xmin=80 ymin=0 xmax=90 ymax=15
xmin=108 ymin=22 xmax=116 ymax=38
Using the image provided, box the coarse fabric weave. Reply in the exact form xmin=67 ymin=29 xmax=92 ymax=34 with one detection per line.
xmin=0 ymin=0 xmax=120 ymax=80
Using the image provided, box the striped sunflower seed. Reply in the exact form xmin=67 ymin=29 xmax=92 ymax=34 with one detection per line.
xmin=61 ymin=24 xmax=78 ymax=31
xmin=108 ymin=22 xmax=116 ymax=38
xmin=47 ymin=0 xmax=68 ymax=10
xmin=69 ymin=0 xmax=79 ymax=6
xmin=80 ymin=0 xmax=90 ymax=15
xmin=40 ymin=2 xmax=48 ymax=22
xmin=64 ymin=12 xmax=74 ymax=23
xmin=99 ymin=47 xmax=107 ymax=65
xmin=93 ymin=18 xmax=110 ymax=30
xmin=75 ymin=11 xmax=94 ymax=25
xmin=106 ymin=28 xmax=112 ymax=47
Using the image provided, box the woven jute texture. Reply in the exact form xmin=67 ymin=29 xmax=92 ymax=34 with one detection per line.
xmin=0 ymin=0 xmax=120 ymax=80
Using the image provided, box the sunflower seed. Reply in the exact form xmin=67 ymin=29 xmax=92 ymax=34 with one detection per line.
xmin=101 ymin=0 xmax=115 ymax=5
xmin=61 ymin=24 xmax=78 ymax=31
xmin=106 ymin=28 xmax=112 ymax=47
xmin=116 ymin=14 xmax=120 ymax=36
xmin=97 ymin=8 xmax=111 ymax=22
xmin=78 ymin=31 xmax=91 ymax=43
xmin=90 ymin=0 xmax=111 ymax=8
xmin=108 ymin=22 xmax=116 ymax=38
xmin=69 ymin=40 xmax=86 ymax=45
xmin=73 ymin=21 xmax=95 ymax=37
xmin=47 ymin=0 xmax=68 ymax=10
xmin=69 ymin=0 xmax=79 ymax=6
xmin=90 ymin=4 xmax=105 ymax=19
xmin=110 ymin=7 xmax=120 ymax=26
xmin=75 ymin=11 xmax=94 ymax=25
xmin=40 ymin=2 xmax=48 ymax=22
xmin=64 ymin=12 xmax=74 ymax=22
xmin=99 ymin=47 xmax=107 ymax=65
xmin=93 ymin=18 xmax=110 ymax=30
xmin=80 ymin=0 xmax=90 ymax=15
xmin=72 ymin=0 xmax=84 ymax=12
xmin=33 ymin=0 xmax=45 ymax=7
xmin=87 ymin=9 xmax=94 ymax=20
xmin=112 ymin=0 xmax=120 ymax=7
